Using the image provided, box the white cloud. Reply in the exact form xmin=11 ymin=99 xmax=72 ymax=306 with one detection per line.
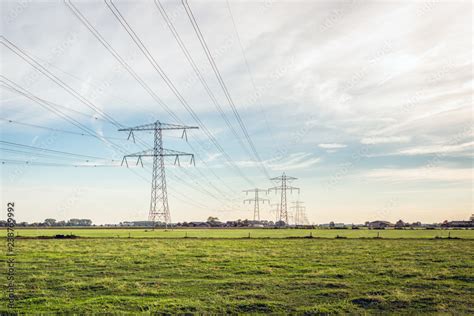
xmin=270 ymin=155 xmax=321 ymax=171
xmin=361 ymin=136 xmax=411 ymax=145
xmin=366 ymin=167 xmax=472 ymax=182
xmin=397 ymin=141 xmax=473 ymax=156
xmin=318 ymin=143 xmax=346 ymax=149
xmin=236 ymin=152 xmax=320 ymax=171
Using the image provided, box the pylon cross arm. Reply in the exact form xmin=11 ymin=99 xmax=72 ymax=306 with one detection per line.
xmin=118 ymin=121 xmax=199 ymax=131
xmin=268 ymin=187 xmax=282 ymax=193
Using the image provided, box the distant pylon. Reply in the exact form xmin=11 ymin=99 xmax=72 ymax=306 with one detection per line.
xmin=119 ymin=120 xmax=198 ymax=228
xmin=270 ymin=203 xmax=280 ymax=223
xmin=268 ymin=173 xmax=299 ymax=225
xmin=243 ymin=188 xmax=269 ymax=221
xmin=291 ymin=201 xmax=306 ymax=226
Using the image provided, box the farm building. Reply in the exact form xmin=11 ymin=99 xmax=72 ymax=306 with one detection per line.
xmin=368 ymin=221 xmax=392 ymax=229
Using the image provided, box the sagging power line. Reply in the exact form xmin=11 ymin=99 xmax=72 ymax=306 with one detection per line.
xmin=182 ymin=0 xmax=271 ymax=180
xmin=243 ymin=188 xmax=269 ymax=221
xmin=268 ymin=173 xmax=300 ymax=225
xmin=119 ymin=121 xmax=198 ymax=227
xmin=66 ymin=0 xmax=255 ymax=189
xmin=291 ymin=200 xmax=308 ymax=226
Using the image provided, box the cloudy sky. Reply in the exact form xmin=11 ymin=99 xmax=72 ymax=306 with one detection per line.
xmin=1 ymin=0 xmax=472 ymax=224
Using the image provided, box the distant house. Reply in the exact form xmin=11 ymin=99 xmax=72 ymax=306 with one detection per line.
xmin=443 ymin=220 xmax=474 ymax=228
xmin=120 ymin=221 xmax=154 ymax=227
xmin=247 ymin=220 xmax=264 ymax=228
xmin=368 ymin=221 xmax=392 ymax=229
xmin=189 ymin=222 xmax=210 ymax=228
xmin=395 ymin=220 xmax=406 ymax=228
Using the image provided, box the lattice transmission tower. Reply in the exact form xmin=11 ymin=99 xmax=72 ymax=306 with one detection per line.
xmin=243 ymin=188 xmax=269 ymax=221
xmin=270 ymin=203 xmax=280 ymax=223
xmin=291 ymin=201 xmax=307 ymax=226
xmin=268 ymin=173 xmax=299 ymax=225
xmin=119 ymin=120 xmax=198 ymax=227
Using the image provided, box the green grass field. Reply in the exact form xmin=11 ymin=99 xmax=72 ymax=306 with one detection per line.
xmin=9 ymin=227 xmax=474 ymax=239
xmin=1 ymin=229 xmax=473 ymax=313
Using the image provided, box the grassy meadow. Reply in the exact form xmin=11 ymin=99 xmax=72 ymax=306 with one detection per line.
xmin=1 ymin=229 xmax=473 ymax=313
xmin=10 ymin=227 xmax=474 ymax=239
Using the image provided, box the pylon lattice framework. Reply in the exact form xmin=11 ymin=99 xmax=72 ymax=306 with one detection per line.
xmin=291 ymin=201 xmax=307 ymax=226
xmin=268 ymin=173 xmax=299 ymax=225
xmin=119 ymin=120 xmax=198 ymax=226
xmin=270 ymin=203 xmax=280 ymax=223
xmin=243 ymin=188 xmax=269 ymax=221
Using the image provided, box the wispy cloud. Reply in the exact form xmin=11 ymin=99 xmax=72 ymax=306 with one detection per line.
xmin=361 ymin=136 xmax=411 ymax=145
xmin=236 ymin=152 xmax=320 ymax=171
xmin=318 ymin=143 xmax=346 ymax=149
xmin=396 ymin=141 xmax=473 ymax=156
xmin=269 ymin=154 xmax=321 ymax=171
xmin=366 ymin=167 xmax=472 ymax=182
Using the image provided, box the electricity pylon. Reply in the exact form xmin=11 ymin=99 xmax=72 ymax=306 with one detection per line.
xmin=243 ymin=188 xmax=269 ymax=221
xmin=270 ymin=203 xmax=280 ymax=223
xmin=268 ymin=173 xmax=299 ymax=225
xmin=119 ymin=120 xmax=198 ymax=228
xmin=291 ymin=201 xmax=306 ymax=226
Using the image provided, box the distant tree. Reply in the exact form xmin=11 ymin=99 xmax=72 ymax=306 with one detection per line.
xmin=44 ymin=218 xmax=57 ymax=226
xmin=275 ymin=220 xmax=285 ymax=227
xmin=80 ymin=219 xmax=92 ymax=226
xmin=329 ymin=221 xmax=335 ymax=228
xmin=67 ymin=218 xmax=80 ymax=226
xmin=56 ymin=220 xmax=66 ymax=227
xmin=67 ymin=218 xmax=92 ymax=226
xmin=395 ymin=220 xmax=405 ymax=228
xmin=207 ymin=216 xmax=219 ymax=223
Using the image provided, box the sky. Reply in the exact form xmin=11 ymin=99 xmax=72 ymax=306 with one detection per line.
xmin=0 ymin=0 xmax=472 ymax=225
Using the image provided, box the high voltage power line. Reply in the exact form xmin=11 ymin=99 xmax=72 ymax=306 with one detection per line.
xmin=1 ymin=2 xmax=282 ymax=220
xmin=243 ymin=188 xmax=269 ymax=221
xmin=119 ymin=121 xmax=198 ymax=226
xmin=0 ymin=140 xmax=113 ymax=161
xmin=154 ymin=0 xmax=256 ymax=166
xmin=1 ymin=94 xmax=230 ymax=215
xmin=1 ymin=75 xmax=236 ymax=212
xmin=103 ymin=0 xmax=256 ymax=187
xmin=0 ymin=157 xmax=213 ymax=211
xmin=1 ymin=159 xmax=119 ymax=167
xmin=1 ymin=76 xmax=238 ymax=210
xmin=2 ymin=56 xmax=239 ymax=198
xmin=1 ymin=148 xmax=108 ymax=163
xmin=268 ymin=173 xmax=300 ymax=225
xmin=0 ymin=36 xmax=123 ymax=128
xmin=1 ymin=37 xmax=237 ymax=208
xmin=182 ymin=0 xmax=271 ymax=180
xmin=0 ymin=118 xmax=127 ymax=141
xmin=225 ymin=0 xmax=278 ymax=149
xmin=64 ymin=0 xmax=255 ymax=188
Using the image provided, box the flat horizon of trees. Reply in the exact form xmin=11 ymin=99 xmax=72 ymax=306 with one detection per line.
xmin=0 ymin=218 xmax=93 ymax=227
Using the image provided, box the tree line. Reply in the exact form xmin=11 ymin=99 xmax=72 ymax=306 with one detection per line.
xmin=0 ymin=218 xmax=93 ymax=227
